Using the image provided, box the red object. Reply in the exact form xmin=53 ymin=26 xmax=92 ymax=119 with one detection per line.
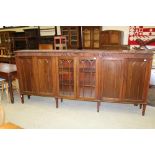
xmin=128 ymin=26 xmax=155 ymax=46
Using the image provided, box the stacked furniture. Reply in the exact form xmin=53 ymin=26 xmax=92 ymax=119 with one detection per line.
xmin=100 ymin=30 xmax=129 ymax=50
xmin=82 ymin=26 xmax=101 ymax=49
xmin=61 ymin=26 xmax=82 ymax=49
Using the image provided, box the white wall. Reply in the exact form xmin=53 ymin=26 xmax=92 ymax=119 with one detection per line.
xmin=102 ymin=26 xmax=129 ymax=45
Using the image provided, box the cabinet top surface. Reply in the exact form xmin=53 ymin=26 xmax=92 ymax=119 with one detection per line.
xmin=14 ymin=49 xmax=154 ymax=54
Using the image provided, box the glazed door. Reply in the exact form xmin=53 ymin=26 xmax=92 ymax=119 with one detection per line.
xmin=93 ymin=28 xmax=100 ymax=49
xmin=70 ymin=27 xmax=79 ymax=49
xmin=16 ymin=56 xmax=37 ymax=94
xmin=58 ymin=57 xmax=76 ymax=98
xmin=77 ymin=57 xmax=98 ymax=100
xmin=100 ymin=58 xmax=124 ymax=101
xmin=35 ymin=57 xmax=55 ymax=96
xmin=124 ymin=58 xmax=151 ymax=102
xmin=83 ymin=27 xmax=91 ymax=49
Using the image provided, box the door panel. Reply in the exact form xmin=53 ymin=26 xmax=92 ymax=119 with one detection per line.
xmin=58 ymin=58 xmax=75 ymax=98
xmin=101 ymin=58 xmax=124 ymax=101
xmin=124 ymin=59 xmax=148 ymax=101
xmin=36 ymin=57 xmax=54 ymax=95
xmin=16 ymin=56 xmax=37 ymax=94
xmin=77 ymin=57 xmax=97 ymax=99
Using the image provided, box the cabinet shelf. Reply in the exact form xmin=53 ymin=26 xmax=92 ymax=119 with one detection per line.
xmin=59 ymin=72 xmax=73 ymax=75
xmin=79 ymin=85 xmax=95 ymax=87
xmin=79 ymin=68 xmax=96 ymax=73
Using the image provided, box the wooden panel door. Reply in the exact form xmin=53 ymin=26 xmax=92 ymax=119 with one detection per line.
xmin=100 ymin=58 xmax=124 ymax=101
xmin=16 ymin=56 xmax=37 ymax=94
xmin=35 ymin=57 xmax=55 ymax=96
xmin=77 ymin=57 xmax=98 ymax=100
xmin=124 ymin=58 xmax=151 ymax=102
xmin=110 ymin=30 xmax=122 ymax=45
xmin=57 ymin=57 xmax=76 ymax=98
xmin=100 ymin=31 xmax=109 ymax=45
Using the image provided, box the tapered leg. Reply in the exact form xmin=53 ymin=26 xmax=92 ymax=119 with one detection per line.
xmin=142 ymin=104 xmax=146 ymax=116
xmin=27 ymin=95 xmax=30 ymax=99
xmin=61 ymin=98 xmax=63 ymax=102
xmin=21 ymin=94 xmax=24 ymax=104
xmin=139 ymin=104 xmax=142 ymax=109
xmin=55 ymin=98 xmax=58 ymax=108
xmin=97 ymin=102 xmax=101 ymax=112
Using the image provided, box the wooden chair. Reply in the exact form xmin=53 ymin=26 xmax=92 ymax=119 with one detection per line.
xmin=0 ymin=104 xmax=5 ymax=125
xmin=0 ymin=78 xmax=10 ymax=103
xmin=0 ymin=47 xmax=6 ymax=56
xmin=0 ymin=77 xmax=20 ymax=104
xmin=54 ymin=36 xmax=67 ymax=50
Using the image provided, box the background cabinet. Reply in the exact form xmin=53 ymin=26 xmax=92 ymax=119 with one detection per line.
xmin=24 ymin=29 xmax=39 ymax=49
xmin=12 ymin=32 xmax=28 ymax=50
xmin=61 ymin=26 xmax=82 ymax=49
xmin=100 ymin=30 xmax=126 ymax=49
xmin=0 ymin=31 xmax=15 ymax=55
xmin=82 ymin=26 xmax=101 ymax=49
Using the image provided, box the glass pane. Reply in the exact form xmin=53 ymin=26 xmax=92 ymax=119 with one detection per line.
xmin=71 ymin=41 xmax=77 ymax=46
xmin=93 ymin=42 xmax=99 ymax=48
xmin=79 ymin=59 xmax=96 ymax=98
xmin=71 ymin=31 xmax=77 ymax=35
xmin=62 ymin=31 xmax=69 ymax=35
xmin=58 ymin=59 xmax=74 ymax=96
xmin=71 ymin=36 xmax=77 ymax=40
xmin=84 ymin=41 xmax=90 ymax=47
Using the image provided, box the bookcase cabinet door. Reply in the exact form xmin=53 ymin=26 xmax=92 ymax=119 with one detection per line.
xmin=100 ymin=58 xmax=124 ymax=101
xmin=124 ymin=58 xmax=151 ymax=102
xmin=77 ymin=57 xmax=97 ymax=99
xmin=16 ymin=56 xmax=37 ymax=94
xmin=35 ymin=57 xmax=55 ymax=96
xmin=57 ymin=57 xmax=76 ymax=98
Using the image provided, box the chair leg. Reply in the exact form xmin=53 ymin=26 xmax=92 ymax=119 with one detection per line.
xmin=1 ymin=81 xmax=4 ymax=102
xmin=5 ymin=83 xmax=10 ymax=103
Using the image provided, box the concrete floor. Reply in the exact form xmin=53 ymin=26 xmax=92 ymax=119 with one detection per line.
xmin=1 ymin=92 xmax=155 ymax=129
xmin=148 ymin=87 xmax=155 ymax=107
